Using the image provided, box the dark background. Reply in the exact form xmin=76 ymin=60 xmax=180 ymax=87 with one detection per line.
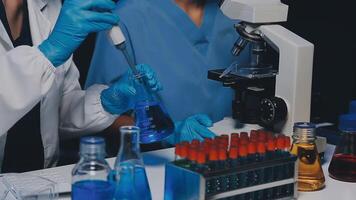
xmin=67 ymin=0 xmax=356 ymax=163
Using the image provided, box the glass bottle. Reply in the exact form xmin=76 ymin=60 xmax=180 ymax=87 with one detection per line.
xmin=133 ymin=74 xmax=175 ymax=144
xmin=290 ymin=122 xmax=325 ymax=191
xmin=72 ymin=137 xmax=114 ymax=200
xmin=328 ymin=114 xmax=356 ymax=182
xmin=112 ymin=126 xmax=152 ymax=200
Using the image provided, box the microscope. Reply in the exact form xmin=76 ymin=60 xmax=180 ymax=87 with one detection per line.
xmin=208 ymin=0 xmax=314 ymax=135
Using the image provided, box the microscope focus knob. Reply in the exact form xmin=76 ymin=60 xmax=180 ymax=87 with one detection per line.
xmin=260 ymin=97 xmax=288 ymax=126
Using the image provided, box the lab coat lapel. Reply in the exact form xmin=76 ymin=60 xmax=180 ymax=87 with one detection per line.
xmin=0 ymin=21 xmax=13 ymax=49
xmin=27 ymin=0 xmax=51 ymax=46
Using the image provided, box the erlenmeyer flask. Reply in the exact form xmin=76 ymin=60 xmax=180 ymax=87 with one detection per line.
xmin=112 ymin=126 xmax=152 ymax=200
xmin=133 ymin=77 xmax=174 ymax=143
xmin=328 ymin=114 xmax=356 ymax=182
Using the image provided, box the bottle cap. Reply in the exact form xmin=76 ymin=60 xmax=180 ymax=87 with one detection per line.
xmin=80 ymin=136 xmax=106 ymax=156
xmin=349 ymin=101 xmax=356 ymax=113
xmin=248 ymin=143 xmax=256 ymax=154
xmin=239 ymin=145 xmax=248 ymax=157
xmin=267 ymin=139 xmax=275 ymax=151
xmin=229 ymin=146 xmax=239 ymax=159
xmin=191 ymin=139 xmax=201 ymax=146
xmin=339 ymin=114 xmax=356 ymax=132
xmin=240 ymin=132 xmax=248 ymax=139
xmin=231 ymin=133 xmax=239 ymax=140
xmin=257 ymin=142 xmax=266 ymax=154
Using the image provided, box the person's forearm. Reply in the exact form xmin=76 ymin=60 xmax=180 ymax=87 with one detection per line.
xmin=0 ymin=46 xmax=56 ymax=134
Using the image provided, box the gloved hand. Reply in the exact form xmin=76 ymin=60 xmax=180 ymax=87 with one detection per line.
xmin=101 ymin=64 xmax=162 ymax=115
xmin=39 ymin=0 xmax=120 ymax=67
xmin=166 ymin=114 xmax=216 ymax=145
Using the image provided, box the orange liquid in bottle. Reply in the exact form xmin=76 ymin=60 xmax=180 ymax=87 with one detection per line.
xmin=290 ymin=142 xmax=325 ymax=191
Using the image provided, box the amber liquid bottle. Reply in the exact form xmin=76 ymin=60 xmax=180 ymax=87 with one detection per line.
xmin=290 ymin=122 xmax=325 ymax=191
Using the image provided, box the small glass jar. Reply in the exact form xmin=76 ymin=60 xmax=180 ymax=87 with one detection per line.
xmin=290 ymin=122 xmax=325 ymax=191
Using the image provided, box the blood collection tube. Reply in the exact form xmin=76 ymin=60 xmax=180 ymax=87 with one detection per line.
xmin=240 ymin=134 xmax=249 ymax=146
xmin=264 ymin=139 xmax=275 ymax=199
xmin=266 ymin=139 xmax=276 ymax=160
xmin=196 ymin=148 xmax=209 ymax=174
xmin=247 ymin=143 xmax=258 ymax=190
xmin=250 ymin=130 xmax=259 ymax=142
xmin=230 ymin=133 xmax=239 ymax=147
xmin=258 ymin=130 xmax=267 ymax=143
xmin=188 ymin=144 xmax=198 ymax=169
xmin=256 ymin=142 xmax=267 ymax=200
xmin=266 ymin=131 xmax=274 ymax=140
xmin=274 ymin=136 xmax=286 ymax=198
xmin=218 ymin=147 xmax=229 ymax=192
xmin=208 ymin=145 xmax=219 ymax=171
xmin=238 ymin=145 xmax=248 ymax=187
xmin=229 ymin=146 xmax=239 ymax=167
xmin=228 ymin=146 xmax=240 ymax=190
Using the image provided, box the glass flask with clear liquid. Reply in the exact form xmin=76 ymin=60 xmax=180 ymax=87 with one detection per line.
xmin=328 ymin=114 xmax=356 ymax=182
xmin=133 ymin=76 xmax=174 ymax=143
xmin=290 ymin=122 xmax=325 ymax=191
xmin=111 ymin=126 xmax=152 ymax=200
xmin=72 ymin=137 xmax=115 ymax=200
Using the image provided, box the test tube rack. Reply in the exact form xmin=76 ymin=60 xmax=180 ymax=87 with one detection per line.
xmin=164 ymin=154 xmax=298 ymax=200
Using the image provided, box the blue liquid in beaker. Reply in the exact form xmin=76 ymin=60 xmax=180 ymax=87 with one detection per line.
xmin=113 ymin=163 xmax=152 ymax=200
xmin=135 ymin=101 xmax=174 ymax=143
xmin=72 ymin=180 xmax=115 ymax=200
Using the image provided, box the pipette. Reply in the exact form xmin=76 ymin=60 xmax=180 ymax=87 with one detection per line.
xmin=108 ymin=26 xmax=143 ymax=80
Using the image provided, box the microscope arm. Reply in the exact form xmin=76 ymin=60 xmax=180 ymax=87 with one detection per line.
xmin=258 ymin=25 xmax=314 ymax=135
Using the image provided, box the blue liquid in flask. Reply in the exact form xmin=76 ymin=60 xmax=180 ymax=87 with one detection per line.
xmin=113 ymin=163 xmax=152 ymax=200
xmin=72 ymin=180 xmax=115 ymax=200
xmin=135 ymin=101 xmax=174 ymax=143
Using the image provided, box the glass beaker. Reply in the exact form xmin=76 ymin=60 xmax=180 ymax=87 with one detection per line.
xmin=328 ymin=114 xmax=356 ymax=182
xmin=111 ymin=126 xmax=152 ymax=200
xmin=133 ymin=77 xmax=174 ymax=143
xmin=72 ymin=137 xmax=114 ymax=200
xmin=290 ymin=122 xmax=325 ymax=191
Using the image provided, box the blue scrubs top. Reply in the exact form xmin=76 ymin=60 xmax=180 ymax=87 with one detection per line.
xmin=86 ymin=0 xmax=249 ymax=122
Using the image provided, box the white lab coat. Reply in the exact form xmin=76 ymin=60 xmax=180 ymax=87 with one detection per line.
xmin=0 ymin=0 xmax=116 ymax=169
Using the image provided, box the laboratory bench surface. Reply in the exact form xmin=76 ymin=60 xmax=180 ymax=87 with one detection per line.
xmin=22 ymin=118 xmax=356 ymax=199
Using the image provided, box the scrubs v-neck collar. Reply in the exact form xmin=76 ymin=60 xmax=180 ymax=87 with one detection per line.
xmin=159 ymin=0 xmax=218 ymax=48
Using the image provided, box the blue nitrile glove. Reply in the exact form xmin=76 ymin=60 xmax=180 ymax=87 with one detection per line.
xmin=101 ymin=64 xmax=162 ymax=115
xmin=165 ymin=114 xmax=216 ymax=145
xmin=38 ymin=0 xmax=120 ymax=67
